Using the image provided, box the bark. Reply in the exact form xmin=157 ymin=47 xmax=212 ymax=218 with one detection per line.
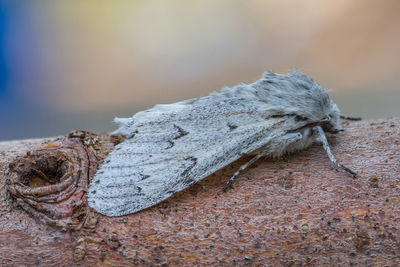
xmin=0 ymin=118 xmax=399 ymax=266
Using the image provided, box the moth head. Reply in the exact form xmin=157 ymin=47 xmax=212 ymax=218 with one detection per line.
xmin=321 ymin=101 xmax=343 ymax=133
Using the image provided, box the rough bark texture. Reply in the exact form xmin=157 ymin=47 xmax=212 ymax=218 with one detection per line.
xmin=0 ymin=118 xmax=399 ymax=266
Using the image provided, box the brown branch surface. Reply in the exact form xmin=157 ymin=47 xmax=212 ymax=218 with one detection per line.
xmin=0 ymin=118 xmax=399 ymax=266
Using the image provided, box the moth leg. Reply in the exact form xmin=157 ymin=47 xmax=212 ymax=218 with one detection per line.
xmin=340 ymin=114 xmax=361 ymax=121
xmin=223 ymin=132 xmax=303 ymax=191
xmin=313 ymin=126 xmax=357 ymax=177
xmin=223 ymin=154 xmax=263 ymax=192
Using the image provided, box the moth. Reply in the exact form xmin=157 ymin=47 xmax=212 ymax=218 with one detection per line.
xmin=88 ymin=70 xmax=360 ymax=216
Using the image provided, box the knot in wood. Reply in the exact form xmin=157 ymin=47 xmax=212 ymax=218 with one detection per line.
xmin=7 ymin=137 xmax=98 ymax=231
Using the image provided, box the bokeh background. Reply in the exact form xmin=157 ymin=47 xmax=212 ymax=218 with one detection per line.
xmin=1 ymin=0 xmax=399 ymax=141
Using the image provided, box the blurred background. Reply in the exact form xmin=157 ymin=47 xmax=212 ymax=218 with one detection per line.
xmin=1 ymin=0 xmax=399 ymax=141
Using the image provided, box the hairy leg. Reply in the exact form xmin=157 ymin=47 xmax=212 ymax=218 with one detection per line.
xmin=313 ymin=126 xmax=357 ymax=177
xmin=223 ymin=132 xmax=303 ymax=191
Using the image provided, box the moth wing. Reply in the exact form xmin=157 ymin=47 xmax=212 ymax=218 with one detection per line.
xmin=88 ymin=95 xmax=287 ymax=216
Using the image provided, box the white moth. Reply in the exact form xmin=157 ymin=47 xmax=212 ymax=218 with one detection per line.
xmin=88 ymin=70 xmax=360 ymax=216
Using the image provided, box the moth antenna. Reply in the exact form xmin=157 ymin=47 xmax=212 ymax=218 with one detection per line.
xmin=313 ymin=126 xmax=357 ymax=177
xmin=340 ymin=114 xmax=362 ymax=121
xmin=223 ymin=154 xmax=263 ymax=192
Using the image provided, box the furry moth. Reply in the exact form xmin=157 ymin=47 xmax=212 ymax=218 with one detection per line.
xmin=88 ymin=70 xmax=360 ymax=216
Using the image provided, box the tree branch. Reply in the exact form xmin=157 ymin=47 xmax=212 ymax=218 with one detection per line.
xmin=0 ymin=118 xmax=399 ymax=266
